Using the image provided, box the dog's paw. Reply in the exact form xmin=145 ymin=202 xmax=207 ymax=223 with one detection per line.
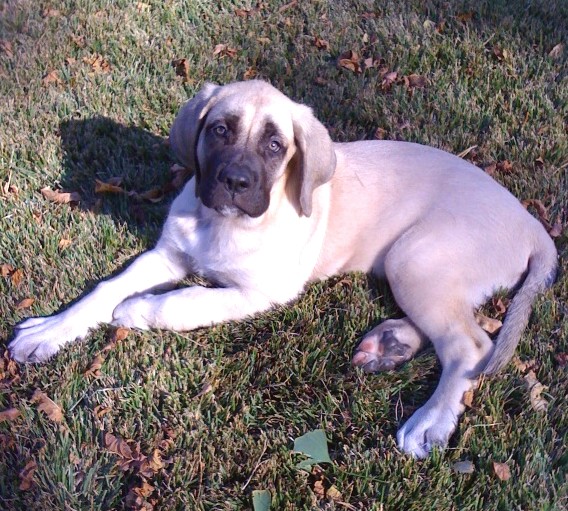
xmin=9 ymin=314 xmax=89 ymax=363
xmin=396 ymin=405 xmax=458 ymax=458
xmin=352 ymin=329 xmax=414 ymax=372
xmin=111 ymin=295 xmax=154 ymax=330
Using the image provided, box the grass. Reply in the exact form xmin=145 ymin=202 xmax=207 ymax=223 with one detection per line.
xmin=0 ymin=0 xmax=567 ymax=509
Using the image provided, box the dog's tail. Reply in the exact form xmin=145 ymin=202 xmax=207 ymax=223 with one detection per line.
xmin=483 ymin=239 xmax=558 ymax=375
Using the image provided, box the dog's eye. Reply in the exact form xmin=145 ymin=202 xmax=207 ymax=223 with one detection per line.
xmin=213 ymin=125 xmax=227 ymax=136
xmin=269 ymin=140 xmax=282 ymax=153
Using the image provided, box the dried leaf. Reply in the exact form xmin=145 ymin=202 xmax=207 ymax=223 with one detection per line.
xmin=0 ymin=40 xmax=14 ymax=58
xmin=554 ymin=352 xmax=568 ymax=366
xmin=492 ymin=461 xmax=511 ymax=481
xmin=1 ymin=263 xmax=15 ymax=277
xmin=42 ymin=70 xmax=62 ymax=86
xmin=381 ymin=71 xmax=398 ymax=91
xmin=58 ymin=238 xmax=73 ymax=250
xmin=31 ymin=389 xmax=64 ymax=423
xmin=15 ymin=298 xmax=35 ymax=310
xmin=71 ymin=34 xmax=86 ymax=48
xmin=136 ymin=188 xmax=164 ymax=203
xmin=93 ymin=404 xmax=111 ymax=418
xmin=0 ymin=408 xmax=20 ymax=422
xmin=83 ymin=54 xmax=111 ymax=73
xmin=496 ymin=160 xmax=514 ymax=173
xmin=452 ymin=460 xmax=475 ymax=474
xmin=462 ymin=389 xmax=474 ymax=408
xmin=492 ymin=46 xmax=509 ymax=61
xmin=314 ymin=36 xmax=330 ymax=51
xmin=337 ymin=50 xmax=362 ymax=74
xmin=136 ymin=2 xmax=151 ymax=12
xmin=171 ymin=58 xmax=190 ymax=82
xmin=243 ymin=67 xmax=258 ymax=80
xmin=19 ymin=460 xmax=37 ymax=491
xmin=213 ymin=44 xmax=237 ymax=58
xmin=524 ymin=370 xmax=549 ymax=412
xmin=491 ymin=297 xmax=509 ymax=316
xmin=84 ymin=354 xmax=105 ymax=377
xmin=374 ymin=127 xmax=388 ymax=140
xmin=95 ymin=179 xmax=124 ymax=194
xmin=549 ymin=43 xmax=564 ymax=59
xmin=483 ymin=162 xmax=497 ymax=176
xmin=404 ymin=73 xmax=427 ymax=88
xmin=10 ymin=269 xmax=24 ymax=287
xmin=548 ymin=217 xmax=563 ymax=238
xmin=234 ymin=8 xmax=252 ymax=17
xmin=41 ymin=187 xmax=81 ymax=204
xmin=511 ymin=356 xmax=537 ymax=373
xmin=474 ymin=312 xmax=502 ymax=334
xmin=456 ymin=12 xmax=474 ymax=23
xmin=104 ymin=432 xmax=134 ymax=460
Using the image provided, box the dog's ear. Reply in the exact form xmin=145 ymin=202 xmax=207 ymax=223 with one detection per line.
xmin=293 ymin=104 xmax=336 ymax=217
xmin=169 ymin=82 xmax=220 ymax=183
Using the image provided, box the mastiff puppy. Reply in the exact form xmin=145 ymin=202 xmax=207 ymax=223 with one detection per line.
xmin=9 ymin=80 xmax=557 ymax=457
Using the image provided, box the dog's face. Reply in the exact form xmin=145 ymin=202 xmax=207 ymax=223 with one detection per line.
xmin=169 ymin=81 xmax=337 ymax=218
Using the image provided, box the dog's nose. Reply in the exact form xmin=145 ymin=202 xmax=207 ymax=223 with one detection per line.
xmin=219 ymin=167 xmax=252 ymax=194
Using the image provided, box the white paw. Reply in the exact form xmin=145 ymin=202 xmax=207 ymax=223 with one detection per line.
xmin=9 ymin=313 xmax=90 ymax=363
xmin=111 ymin=295 xmax=155 ymax=330
xmin=396 ymin=404 xmax=458 ymax=458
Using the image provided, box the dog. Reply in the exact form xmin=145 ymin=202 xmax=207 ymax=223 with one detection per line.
xmin=9 ymin=80 xmax=557 ymax=457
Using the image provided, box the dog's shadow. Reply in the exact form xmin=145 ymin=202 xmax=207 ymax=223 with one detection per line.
xmin=58 ymin=117 xmax=180 ymax=240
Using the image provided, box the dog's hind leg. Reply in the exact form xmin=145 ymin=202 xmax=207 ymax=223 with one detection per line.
xmin=352 ymin=318 xmax=427 ymax=372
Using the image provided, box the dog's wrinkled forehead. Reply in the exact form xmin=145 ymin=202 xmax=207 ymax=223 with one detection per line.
xmin=207 ymin=88 xmax=295 ymax=143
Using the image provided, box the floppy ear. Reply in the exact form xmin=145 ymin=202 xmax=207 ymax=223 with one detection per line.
xmin=293 ymin=104 xmax=336 ymax=217
xmin=169 ymin=83 xmax=220 ymax=188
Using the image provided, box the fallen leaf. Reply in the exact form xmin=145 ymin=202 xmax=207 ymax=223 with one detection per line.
xmin=171 ymin=58 xmax=190 ymax=82
xmin=102 ymin=327 xmax=131 ymax=352
xmin=313 ymin=36 xmax=330 ymax=51
xmin=42 ymin=70 xmax=62 ymax=86
xmin=65 ymin=57 xmax=76 ymax=66
xmin=93 ymin=404 xmax=112 ymax=418
xmin=95 ymin=178 xmax=124 ymax=194
xmin=462 ymin=389 xmax=474 ymax=408
xmin=71 ymin=34 xmax=86 ymax=48
xmin=31 ymin=389 xmax=64 ymax=423
xmin=257 ymin=37 xmax=270 ymax=45
xmin=491 ymin=297 xmax=509 ymax=317
xmin=15 ymin=298 xmax=35 ymax=310
xmin=41 ymin=187 xmax=81 ymax=204
xmin=496 ymin=160 xmax=514 ymax=173
xmin=293 ymin=429 xmax=332 ymax=470
xmin=483 ymin=162 xmax=497 ymax=176
xmin=549 ymin=43 xmax=564 ymax=59
xmin=136 ymin=188 xmax=164 ymax=203
xmin=213 ymin=44 xmax=237 ymax=58
xmin=234 ymin=8 xmax=252 ymax=17
xmin=278 ymin=0 xmax=297 ymax=13
xmin=337 ymin=50 xmax=362 ymax=74
xmin=0 ymin=40 xmax=14 ymax=58
xmin=404 ymin=73 xmax=427 ymax=88
xmin=313 ymin=76 xmax=328 ymax=87
xmin=456 ymin=12 xmax=474 ymax=23
xmin=524 ymin=370 xmax=549 ymax=412
xmin=381 ymin=71 xmax=398 ymax=91
xmin=84 ymin=354 xmax=105 ymax=377
xmin=548 ymin=217 xmax=563 ymax=238
xmin=58 ymin=238 xmax=73 ymax=250
xmin=10 ymin=269 xmax=24 ymax=287
xmin=19 ymin=460 xmax=37 ymax=491
xmin=474 ymin=312 xmax=502 ymax=334
xmin=136 ymin=2 xmax=151 ymax=12
xmin=492 ymin=46 xmax=509 ymax=61
xmin=104 ymin=432 xmax=135 ymax=460
xmin=252 ymin=489 xmax=271 ymax=511
xmin=42 ymin=8 xmax=61 ymax=17
xmin=511 ymin=356 xmax=537 ymax=373
xmin=1 ymin=263 xmax=15 ymax=277
xmin=374 ymin=127 xmax=388 ymax=140
xmin=83 ymin=54 xmax=111 ymax=73
xmin=452 ymin=460 xmax=475 ymax=474
xmin=243 ymin=67 xmax=258 ymax=80
xmin=0 ymin=408 xmax=20 ymax=422
xmin=492 ymin=461 xmax=511 ymax=481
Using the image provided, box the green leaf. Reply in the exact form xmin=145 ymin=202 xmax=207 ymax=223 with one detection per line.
xmin=252 ymin=489 xmax=271 ymax=511
xmin=293 ymin=429 xmax=332 ymax=470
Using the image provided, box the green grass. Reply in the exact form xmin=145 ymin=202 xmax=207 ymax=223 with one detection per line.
xmin=1 ymin=0 xmax=567 ymax=509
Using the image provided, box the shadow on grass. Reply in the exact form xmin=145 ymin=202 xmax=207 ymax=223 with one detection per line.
xmin=58 ymin=117 xmax=178 ymax=241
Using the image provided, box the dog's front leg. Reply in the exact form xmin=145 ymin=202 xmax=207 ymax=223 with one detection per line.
xmin=111 ymin=285 xmax=275 ymax=332
xmin=8 ymin=248 xmax=187 ymax=363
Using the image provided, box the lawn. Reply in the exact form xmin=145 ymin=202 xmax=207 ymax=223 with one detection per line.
xmin=0 ymin=0 xmax=567 ymax=509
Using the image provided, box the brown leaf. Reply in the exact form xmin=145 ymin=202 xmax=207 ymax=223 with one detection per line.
xmin=0 ymin=408 xmax=20 ymax=422
xmin=492 ymin=46 xmax=509 ymax=61
xmin=136 ymin=2 xmax=151 ymax=12
xmin=15 ymin=298 xmax=35 ymax=310
xmin=93 ymin=404 xmax=112 ymax=418
xmin=404 ymin=73 xmax=427 ymax=88
xmin=456 ymin=12 xmax=474 ymax=23
xmin=102 ymin=327 xmax=131 ymax=353
xmin=381 ymin=71 xmax=398 ymax=91
xmin=313 ymin=36 xmax=330 ymax=51
xmin=11 ymin=269 xmax=24 ymax=287
xmin=491 ymin=297 xmax=509 ymax=316
xmin=213 ymin=44 xmax=237 ymax=58
xmin=496 ymin=160 xmax=514 ymax=173
xmin=19 ymin=460 xmax=37 ymax=491
xmin=83 ymin=54 xmax=111 ymax=73
xmin=0 ymin=40 xmax=14 ymax=58
xmin=522 ymin=199 xmax=550 ymax=226
xmin=42 ymin=70 xmax=62 ymax=86
xmin=42 ymin=8 xmax=61 ymax=17
xmin=338 ymin=50 xmax=362 ymax=74
xmin=58 ymin=238 xmax=73 ymax=250
xmin=462 ymin=389 xmax=474 ymax=408
xmin=524 ymin=370 xmax=548 ymax=412
xmin=313 ymin=76 xmax=328 ymax=87
xmin=1 ymin=263 xmax=15 ymax=277
xmin=234 ymin=8 xmax=252 ymax=17
xmin=131 ymin=188 xmax=164 ymax=203
xmin=492 ymin=461 xmax=511 ymax=481
xmin=41 ymin=187 xmax=81 ymax=204
xmin=104 ymin=432 xmax=135 ymax=460
xmin=549 ymin=43 xmax=564 ymax=59
xmin=31 ymin=389 xmax=64 ymax=423
xmin=243 ymin=67 xmax=258 ymax=80
xmin=483 ymin=162 xmax=497 ymax=176
xmin=171 ymin=58 xmax=190 ymax=82
xmin=374 ymin=127 xmax=388 ymax=140
xmin=554 ymin=352 xmax=568 ymax=366
xmin=474 ymin=312 xmax=502 ymax=334
xmin=84 ymin=354 xmax=105 ymax=377
xmin=95 ymin=179 xmax=124 ymax=194
xmin=548 ymin=217 xmax=563 ymax=238
xmin=71 ymin=34 xmax=86 ymax=48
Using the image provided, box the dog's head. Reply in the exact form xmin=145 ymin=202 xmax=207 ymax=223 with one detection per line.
xmin=169 ymin=80 xmax=336 ymax=218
